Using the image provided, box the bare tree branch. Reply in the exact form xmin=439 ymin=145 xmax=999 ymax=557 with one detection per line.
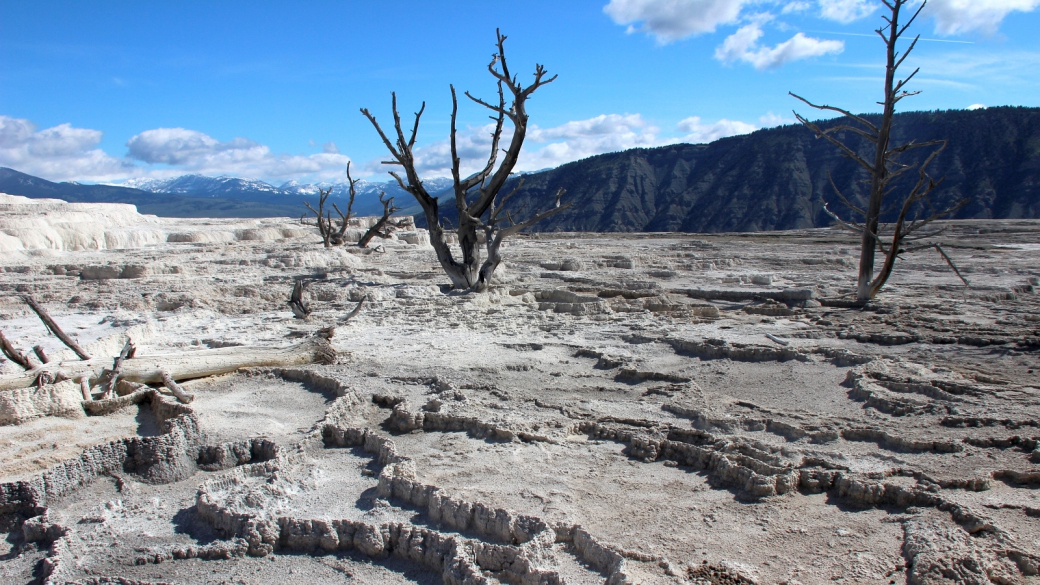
xmin=0 ymin=331 xmax=32 ymax=370
xmin=24 ymin=295 xmax=91 ymax=360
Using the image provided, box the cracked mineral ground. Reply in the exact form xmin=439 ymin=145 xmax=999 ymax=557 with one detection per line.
xmin=1 ymin=198 xmax=1039 ymax=584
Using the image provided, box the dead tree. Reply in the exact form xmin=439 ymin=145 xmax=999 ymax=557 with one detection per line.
xmin=791 ymin=0 xmax=968 ymax=302
xmin=303 ymin=162 xmax=359 ymax=247
xmin=358 ymin=192 xmax=409 ymax=248
xmin=362 ymin=29 xmax=572 ymax=292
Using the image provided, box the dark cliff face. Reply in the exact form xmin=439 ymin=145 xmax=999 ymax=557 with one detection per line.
xmin=492 ymin=107 xmax=1040 ymax=233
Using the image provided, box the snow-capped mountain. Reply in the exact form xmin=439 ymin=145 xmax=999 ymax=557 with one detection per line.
xmin=125 ymin=175 xmax=282 ymax=197
xmin=120 ymin=174 xmax=454 ymax=217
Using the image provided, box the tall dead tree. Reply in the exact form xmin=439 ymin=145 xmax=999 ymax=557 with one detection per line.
xmin=791 ymin=0 xmax=967 ymax=302
xmin=362 ymin=29 xmax=571 ymax=292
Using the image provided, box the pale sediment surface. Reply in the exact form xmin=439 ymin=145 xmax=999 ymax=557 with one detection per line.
xmin=1 ymin=197 xmax=1039 ymax=584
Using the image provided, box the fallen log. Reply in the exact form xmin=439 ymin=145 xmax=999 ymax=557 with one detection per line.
xmin=0 ymin=335 xmax=336 ymax=392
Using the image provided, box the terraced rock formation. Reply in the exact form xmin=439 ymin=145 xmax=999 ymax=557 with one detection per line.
xmin=1 ymin=202 xmax=1038 ymax=584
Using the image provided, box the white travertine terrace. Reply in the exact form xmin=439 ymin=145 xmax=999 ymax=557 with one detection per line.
xmin=0 ymin=193 xmax=427 ymax=254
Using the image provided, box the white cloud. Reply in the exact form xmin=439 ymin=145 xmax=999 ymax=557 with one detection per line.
xmin=759 ymin=111 xmax=794 ymax=126
xmin=818 ymin=0 xmax=877 ymax=23
xmin=372 ymin=112 xmax=769 ymax=180
xmin=392 ymin=114 xmax=662 ymax=178
xmin=125 ymin=127 xmax=351 ymax=182
xmin=0 ymin=115 xmax=353 ymax=184
xmin=715 ymin=23 xmax=844 ymax=69
xmin=967 ymin=103 xmax=987 ymax=110
xmin=782 ymin=1 xmax=811 ymax=14
xmin=603 ymin=0 xmax=748 ymax=43
xmin=925 ymin=0 xmax=1040 ymax=35
xmin=523 ymin=114 xmax=661 ymax=169
xmin=676 ymin=116 xmax=757 ymax=143
xmin=0 ymin=115 xmax=135 ymax=182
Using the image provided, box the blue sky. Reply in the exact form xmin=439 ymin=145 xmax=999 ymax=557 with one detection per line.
xmin=2 ymin=0 xmax=1039 ymax=185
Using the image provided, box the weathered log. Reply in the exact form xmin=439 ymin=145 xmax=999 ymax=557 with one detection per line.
xmin=0 ymin=336 xmax=336 ymax=392
xmin=23 ymin=295 xmax=92 ymax=360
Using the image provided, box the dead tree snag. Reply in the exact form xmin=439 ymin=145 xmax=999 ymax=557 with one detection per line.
xmin=303 ymin=162 xmax=359 ymax=247
xmin=358 ymin=192 xmax=409 ymax=248
xmin=791 ymin=0 xmax=967 ymax=302
xmin=362 ymin=29 xmax=571 ymax=292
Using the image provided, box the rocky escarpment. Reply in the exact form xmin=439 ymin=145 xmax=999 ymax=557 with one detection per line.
xmin=485 ymin=107 xmax=1040 ymax=233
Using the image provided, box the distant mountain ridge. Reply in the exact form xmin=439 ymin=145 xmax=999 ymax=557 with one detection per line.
xmin=480 ymin=106 xmax=1040 ymax=233
xmin=0 ymin=167 xmax=303 ymax=218
xmin=3 ymin=107 xmax=1038 ymax=229
xmin=121 ymin=175 xmax=454 ymax=217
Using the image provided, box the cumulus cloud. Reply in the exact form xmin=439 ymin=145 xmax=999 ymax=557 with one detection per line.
xmin=782 ymin=1 xmax=811 ymax=14
xmin=124 ymin=127 xmax=351 ymax=182
xmin=676 ymin=116 xmax=757 ymax=143
xmin=759 ymin=111 xmax=795 ymax=127
xmin=0 ymin=115 xmax=353 ymax=184
xmin=715 ymin=23 xmax=844 ymax=69
xmin=603 ymin=0 xmax=748 ymax=43
xmin=0 ymin=115 xmax=135 ymax=182
xmin=392 ymin=114 xmax=662 ymax=178
xmin=925 ymin=0 xmax=1040 ymax=35
xmin=818 ymin=0 xmax=877 ymax=23
xmin=370 ymin=111 xmax=767 ymax=180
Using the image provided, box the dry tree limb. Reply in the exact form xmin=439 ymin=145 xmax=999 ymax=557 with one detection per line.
xmin=765 ymin=333 xmax=790 ymax=346
xmin=0 ymin=335 xmax=337 ymax=392
xmin=23 ymin=295 xmax=91 ymax=360
xmin=0 ymin=331 xmax=32 ymax=370
xmin=340 ymin=297 xmax=366 ymax=324
xmin=934 ymin=243 xmax=970 ymax=287
xmin=79 ymin=376 xmax=92 ymax=401
xmin=905 ymin=243 xmax=970 ymax=287
xmin=32 ymin=345 xmax=49 ymax=364
xmin=160 ymin=369 xmax=195 ymax=404
xmin=99 ymin=338 xmax=136 ymax=400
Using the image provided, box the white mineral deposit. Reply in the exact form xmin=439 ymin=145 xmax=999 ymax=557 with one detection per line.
xmin=1 ymin=195 xmax=1039 ymax=584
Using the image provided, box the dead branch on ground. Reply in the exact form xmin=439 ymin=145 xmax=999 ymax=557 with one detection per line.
xmin=160 ymin=369 xmax=195 ymax=403
xmin=0 ymin=334 xmax=338 ymax=392
xmin=23 ymin=295 xmax=92 ymax=360
xmin=0 ymin=331 xmax=32 ymax=370
xmin=98 ymin=338 xmax=136 ymax=400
